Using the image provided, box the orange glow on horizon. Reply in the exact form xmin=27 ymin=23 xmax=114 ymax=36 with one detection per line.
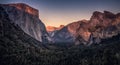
xmin=39 ymin=13 xmax=91 ymax=27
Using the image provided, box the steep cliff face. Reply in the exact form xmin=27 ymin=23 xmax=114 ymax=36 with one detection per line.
xmin=0 ymin=3 xmax=50 ymax=43
xmin=52 ymin=11 xmax=120 ymax=45
xmin=0 ymin=5 xmax=45 ymax=49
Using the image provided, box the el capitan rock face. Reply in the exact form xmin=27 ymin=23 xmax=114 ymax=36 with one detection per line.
xmin=0 ymin=5 xmax=45 ymax=48
xmin=0 ymin=3 xmax=50 ymax=43
xmin=52 ymin=11 xmax=120 ymax=45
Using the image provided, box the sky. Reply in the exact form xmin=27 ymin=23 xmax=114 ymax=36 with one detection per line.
xmin=0 ymin=0 xmax=120 ymax=27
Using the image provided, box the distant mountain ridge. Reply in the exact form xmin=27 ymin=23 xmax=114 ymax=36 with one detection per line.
xmin=46 ymin=25 xmax=64 ymax=32
xmin=52 ymin=11 xmax=120 ymax=45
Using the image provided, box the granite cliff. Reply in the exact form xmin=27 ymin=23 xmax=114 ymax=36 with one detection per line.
xmin=0 ymin=3 xmax=50 ymax=43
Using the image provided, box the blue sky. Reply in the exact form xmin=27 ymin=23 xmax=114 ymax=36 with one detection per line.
xmin=0 ymin=0 xmax=120 ymax=27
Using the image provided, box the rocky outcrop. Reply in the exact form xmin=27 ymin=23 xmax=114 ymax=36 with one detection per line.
xmin=76 ymin=11 xmax=120 ymax=45
xmin=0 ymin=3 xmax=50 ymax=43
xmin=86 ymin=11 xmax=120 ymax=43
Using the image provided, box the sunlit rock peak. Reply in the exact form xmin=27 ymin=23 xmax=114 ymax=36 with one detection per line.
xmin=3 ymin=3 xmax=39 ymax=17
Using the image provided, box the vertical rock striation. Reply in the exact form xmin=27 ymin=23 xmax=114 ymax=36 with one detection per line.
xmin=0 ymin=3 xmax=50 ymax=43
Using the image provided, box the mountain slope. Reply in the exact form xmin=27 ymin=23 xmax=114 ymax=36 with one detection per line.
xmin=52 ymin=11 xmax=120 ymax=45
xmin=0 ymin=3 xmax=50 ymax=43
xmin=52 ymin=20 xmax=89 ymax=43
